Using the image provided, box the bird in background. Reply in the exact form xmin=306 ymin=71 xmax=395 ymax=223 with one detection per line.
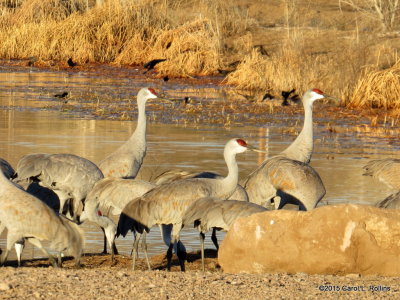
xmin=98 ymin=87 xmax=158 ymax=179
xmin=143 ymin=59 xmax=167 ymax=74
xmin=117 ymin=138 xmax=266 ymax=271
xmin=182 ymin=197 xmax=268 ymax=271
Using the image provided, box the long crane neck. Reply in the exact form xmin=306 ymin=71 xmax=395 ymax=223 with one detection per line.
xmin=127 ymin=99 xmax=147 ymax=145
xmin=280 ymin=100 xmax=313 ymax=164
xmin=221 ymin=149 xmax=239 ymax=198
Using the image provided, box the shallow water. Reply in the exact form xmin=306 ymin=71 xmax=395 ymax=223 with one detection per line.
xmin=0 ymin=65 xmax=397 ymax=263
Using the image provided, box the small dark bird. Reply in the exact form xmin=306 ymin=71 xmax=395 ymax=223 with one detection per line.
xmin=290 ymin=94 xmax=300 ymax=103
xmin=281 ymin=89 xmax=297 ymax=106
xmin=262 ymin=92 xmax=274 ymax=101
xmin=54 ymin=92 xmax=69 ymax=99
xmin=143 ymin=59 xmax=167 ymax=74
xmin=27 ymin=56 xmax=38 ymax=67
xmin=67 ymin=58 xmax=77 ymax=67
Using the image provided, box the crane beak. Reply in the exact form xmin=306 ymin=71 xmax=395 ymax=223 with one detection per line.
xmin=324 ymin=94 xmax=342 ymax=103
xmin=246 ymin=144 xmax=269 ymax=153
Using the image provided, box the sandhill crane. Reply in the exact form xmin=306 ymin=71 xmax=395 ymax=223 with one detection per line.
xmin=98 ymin=87 xmax=158 ymax=179
xmin=117 ymin=138 xmax=264 ymax=271
xmin=363 ymin=158 xmax=400 ymax=208
xmin=182 ymin=197 xmax=268 ymax=271
xmin=154 ymin=170 xmax=249 ymax=201
xmin=0 ymin=169 xmax=84 ymax=267
xmin=14 ymin=153 xmax=104 ymax=220
xmin=244 ymin=155 xmax=325 ymax=210
xmin=279 ymin=88 xmax=333 ymax=164
xmin=244 ymin=89 xmax=335 ymax=210
xmin=80 ymin=177 xmax=156 ymax=260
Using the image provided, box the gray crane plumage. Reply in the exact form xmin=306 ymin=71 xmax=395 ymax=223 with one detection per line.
xmin=14 ymin=153 xmax=104 ymax=220
xmin=363 ymin=158 xmax=400 ymax=190
xmin=98 ymin=87 xmax=158 ymax=179
xmin=279 ymin=88 xmax=327 ymax=163
xmin=182 ymin=197 xmax=268 ymax=271
xmin=117 ymin=138 xmax=257 ymax=271
xmin=245 ymin=89 xmax=330 ymax=210
xmin=0 ymin=158 xmax=15 ymax=179
xmin=154 ymin=170 xmax=249 ymax=201
xmin=363 ymin=158 xmax=400 ymax=208
xmin=81 ymin=177 xmax=156 ymax=260
xmin=244 ymin=155 xmax=325 ymax=210
xmin=0 ymin=169 xmax=84 ymax=267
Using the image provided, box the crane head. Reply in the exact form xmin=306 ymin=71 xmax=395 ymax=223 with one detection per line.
xmin=229 ymin=138 xmax=268 ymax=154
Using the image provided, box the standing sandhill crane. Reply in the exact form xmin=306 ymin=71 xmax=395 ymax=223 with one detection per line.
xmin=0 ymin=169 xmax=84 ymax=267
xmin=14 ymin=153 xmax=104 ymax=220
xmin=363 ymin=158 xmax=400 ymax=208
xmin=80 ymin=177 xmax=156 ymax=260
xmin=182 ymin=197 xmax=268 ymax=271
xmin=117 ymin=138 xmax=264 ymax=271
xmin=99 ymin=87 xmax=158 ymax=179
xmin=280 ymin=88 xmax=333 ymax=164
xmin=244 ymin=89 xmax=335 ymax=210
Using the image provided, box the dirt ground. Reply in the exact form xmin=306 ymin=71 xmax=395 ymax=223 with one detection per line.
xmin=0 ymin=251 xmax=399 ymax=299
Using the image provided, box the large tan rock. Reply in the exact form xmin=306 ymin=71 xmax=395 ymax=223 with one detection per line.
xmin=218 ymin=204 xmax=400 ymax=276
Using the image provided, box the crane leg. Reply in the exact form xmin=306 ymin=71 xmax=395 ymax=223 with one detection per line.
xmin=211 ymin=228 xmax=219 ymax=250
xmin=2 ymin=232 xmax=22 ymax=266
xmin=200 ymin=232 xmax=205 ymax=272
xmin=166 ymin=242 xmax=173 ymax=271
xmin=173 ymin=224 xmax=186 ymax=272
xmin=131 ymin=233 xmax=141 ymax=271
xmin=15 ymin=239 xmax=25 ymax=267
xmin=141 ymin=232 xmax=151 ymax=270
xmin=27 ymin=238 xmax=59 ymax=268
xmin=57 ymin=252 xmax=63 ymax=267
xmin=101 ymin=227 xmax=108 ymax=254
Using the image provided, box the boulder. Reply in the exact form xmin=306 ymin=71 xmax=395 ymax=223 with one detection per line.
xmin=218 ymin=204 xmax=400 ymax=276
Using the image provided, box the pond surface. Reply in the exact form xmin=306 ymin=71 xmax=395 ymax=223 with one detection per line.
xmin=0 ymin=65 xmax=398 ymax=262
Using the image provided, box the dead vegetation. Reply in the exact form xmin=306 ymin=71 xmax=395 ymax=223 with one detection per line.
xmin=0 ymin=0 xmax=400 ymax=108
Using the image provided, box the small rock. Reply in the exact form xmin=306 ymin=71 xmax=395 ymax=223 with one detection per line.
xmin=345 ymin=273 xmax=361 ymax=278
xmin=148 ymin=283 xmax=156 ymax=288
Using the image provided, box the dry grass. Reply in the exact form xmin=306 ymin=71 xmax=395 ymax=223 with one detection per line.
xmin=347 ymin=61 xmax=400 ymax=109
xmin=0 ymin=0 xmax=400 ymax=106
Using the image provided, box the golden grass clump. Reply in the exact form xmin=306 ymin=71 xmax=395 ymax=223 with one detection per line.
xmin=347 ymin=61 xmax=400 ymax=109
xmin=224 ymin=49 xmax=272 ymax=91
xmin=116 ymin=19 xmax=221 ymax=77
xmin=2 ymin=0 xmax=87 ymax=24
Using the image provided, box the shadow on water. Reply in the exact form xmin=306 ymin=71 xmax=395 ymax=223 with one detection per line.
xmin=0 ymin=63 xmax=399 ymax=261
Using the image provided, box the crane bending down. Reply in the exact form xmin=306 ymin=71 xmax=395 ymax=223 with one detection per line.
xmin=117 ymin=138 xmax=265 ymax=271
xmin=245 ymin=155 xmax=325 ymax=210
xmin=80 ymin=177 xmax=156 ymax=260
xmin=363 ymin=158 xmax=400 ymax=208
xmin=98 ymin=87 xmax=158 ymax=178
xmin=245 ymin=89 xmax=334 ymax=210
xmin=0 ymin=169 xmax=84 ymax=267
xmin=182 ymin=197 xmax=268 ymax=271
xmin=14 ymin=153 xmax=104 ymax=221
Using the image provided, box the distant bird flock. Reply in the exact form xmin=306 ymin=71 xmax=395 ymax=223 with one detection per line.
xmin=0 ymin=86 xmax=390 ymax=271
